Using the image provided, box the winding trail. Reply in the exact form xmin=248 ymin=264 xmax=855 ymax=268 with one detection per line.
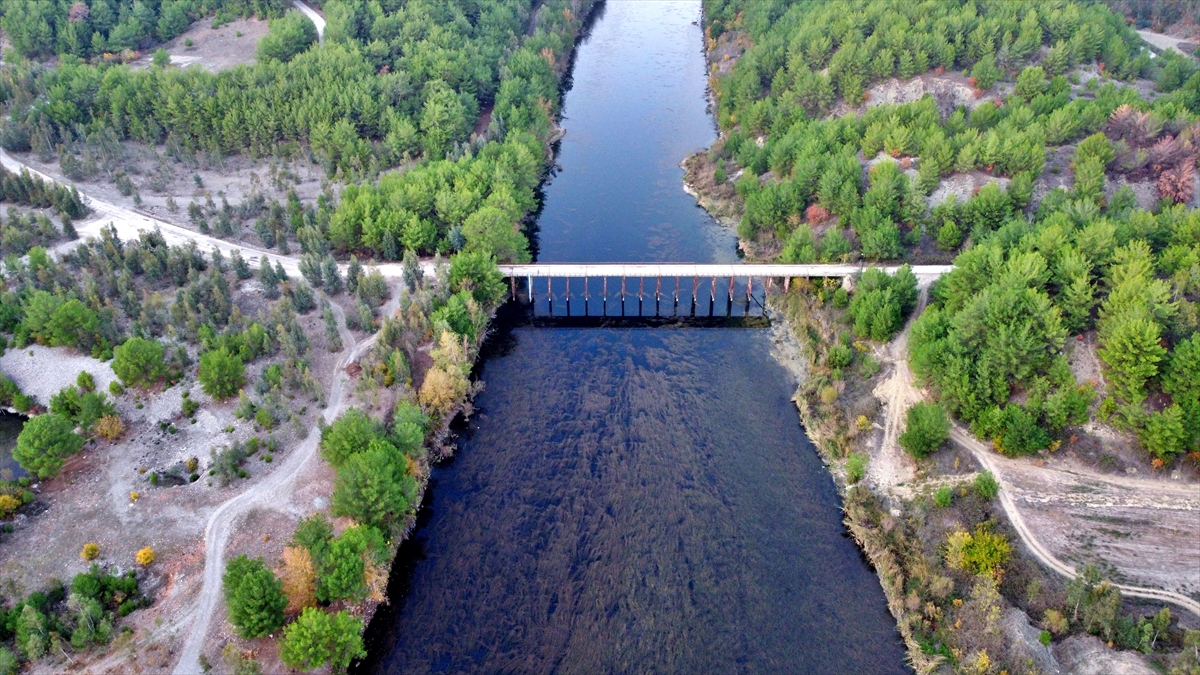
xmin=950 ymin=426 xmax=1200 ymax=618
xmin=172 ymin=299 xmax=362 ymax=674
xmin=0 ymin=148 xmax=415 ymax=671
xmin=291 ymin=0 xmax=326 ymax=42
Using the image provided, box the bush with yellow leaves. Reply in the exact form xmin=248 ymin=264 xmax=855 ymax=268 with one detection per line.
xmin=81 ymin=542 xmax=100 ymax=561
xmin=419 ymin=367 xmax=469 ymax=420
xmin=0 ymin=494 xmax=21 ymax=517
xmin=135 ymin=547 xmax=155 ymax=566
xmin=94 ymin=414 xmax=125 ymax=440
xmin=945 ymin=524 xmax=1011 ymax=577
xmin=279 ymin=546 xmax=317 ymax=615
xmin=419 ymin=331 xmax=471 ymax=420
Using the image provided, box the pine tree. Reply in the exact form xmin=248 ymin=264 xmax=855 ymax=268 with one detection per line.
xmin=223 ymin=555 xmax=287 ymax=639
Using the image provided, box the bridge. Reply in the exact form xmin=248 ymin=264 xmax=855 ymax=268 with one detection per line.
xmin=496 ymin=263 xmax=954 ymax=318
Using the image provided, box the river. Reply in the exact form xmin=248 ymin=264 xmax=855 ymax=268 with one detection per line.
xmin=358 ymin=2 xmax=908 ymax=673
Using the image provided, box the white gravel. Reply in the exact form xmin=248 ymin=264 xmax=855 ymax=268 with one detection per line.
xmin=0 ymin=344 xmax=118 ymax=405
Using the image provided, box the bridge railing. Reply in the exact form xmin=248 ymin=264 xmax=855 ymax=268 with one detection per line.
xmin=495 ymin=263 xmax=952 ymax=319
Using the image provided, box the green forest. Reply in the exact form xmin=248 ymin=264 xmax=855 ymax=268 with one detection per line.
xmin=701 ymin=0 xmax=1198 ymax=462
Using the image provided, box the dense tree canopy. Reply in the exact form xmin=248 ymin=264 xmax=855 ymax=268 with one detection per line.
xmin=257 ymin=9 xmax=318 ymax=63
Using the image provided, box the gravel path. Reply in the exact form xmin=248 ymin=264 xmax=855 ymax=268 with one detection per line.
xmin=171 ymin=299 xmax=364 ymax=674
xmin=291 ymin=0 xmax=326 ymax=42
xmin=0 ymin=148 xmax=407 ymax=671
xmin=949 ymin=426 xmax=1200 ymax=618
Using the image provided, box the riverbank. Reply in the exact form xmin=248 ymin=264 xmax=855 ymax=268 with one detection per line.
xmin=681 ymin=51 xmax=1193 ymax=675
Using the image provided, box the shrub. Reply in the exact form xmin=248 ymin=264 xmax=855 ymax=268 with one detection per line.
xmin=1140 ymin=405 xmax=1188 ymax=461
xmin=934 ymin=486 xmax=953 ymax=507
xmin=94 ymin=414 xmax=124 ymax=440
xmin=418 ymin=365 xmax=469 ymax=420
xmin=108 ymin=381 xmax=124 ymax=396
xmin=255 ymin=406 xmax=276 ymax=430
xmin=845 ymin=453 xmax=867 ymax=484
xmin=112 ymin=338 xmax=168 ymax=388
xmin=945 ymin=523 xmax=1011 ymax=577
xmin=974 ymin=470 xmax=1000 ymax=499
xmin=182 ymin=398 xmax=200 ymax=419
xmin=826 ymin=343 xmax=852 ymax=369
xmin=818 ymin=385 xmax=838 ymax=405
xmin=936 ymin=220 xmax=962 ymax=251
xmin=280 ymin=546 xmax=317 ymax=615
xmin=198 ymin=348 xmax=245 ymax=401
xmin=81 ymin=543 xmax=100 ymax=561
xmin=0 ymin=495 xmax=21 ymax=517
xmin=899 ymin=402 xmax=950 ymax=459
xmin=135 ymin=547 xmax=155 ymax=566
xmin=76 ymin=371 xmax=94 ymax=392
xmin=317 ymin=525 xmax=386 ymax=603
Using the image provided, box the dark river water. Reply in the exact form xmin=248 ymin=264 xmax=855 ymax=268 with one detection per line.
xmin=359 ymin=2 xmax=907 ymax=673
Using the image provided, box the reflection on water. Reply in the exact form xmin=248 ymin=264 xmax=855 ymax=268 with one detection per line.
xmin=360 ymin=1 xmax=907 ymax=673
xmin=533 ymin=1 xmax=738 ymax=263
xmin=0 ymin=411 xmax=26 ymax=480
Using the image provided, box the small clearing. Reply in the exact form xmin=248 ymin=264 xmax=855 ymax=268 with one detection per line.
xmin=869 ymin=298 xmax=1200 ymax=617
xmin=1137 ymin=29 xmax=1197 ymax=57
xmin=132 ymin=17 xmax=269 ymax=72
xmin=866 ymin=286 xmax=928 ymax=494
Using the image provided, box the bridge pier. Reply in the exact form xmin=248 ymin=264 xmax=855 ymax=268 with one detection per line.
xmin=501 ymin=264 xmax=954 ymax=318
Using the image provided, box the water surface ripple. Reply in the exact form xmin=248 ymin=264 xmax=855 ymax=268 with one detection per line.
xmin=360 ymin=3 xmax=907 ymax=673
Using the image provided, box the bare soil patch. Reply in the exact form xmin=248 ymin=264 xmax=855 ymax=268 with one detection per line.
xmin=1055 ymin=634 xmax=1157 ymax=675
xmin=131 ymin=18 xmax=270 ymax=73
xmin=928 ymin=171 xmax=1011 ymax=210
xmin=14 ymin=148 xmax=328 ymax=253
xmin=708 ymin=30 xmax=748 ymax=76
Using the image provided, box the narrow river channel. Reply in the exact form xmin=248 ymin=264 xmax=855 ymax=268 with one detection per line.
xmin=359 ymin=2 xmax=908 ymax=673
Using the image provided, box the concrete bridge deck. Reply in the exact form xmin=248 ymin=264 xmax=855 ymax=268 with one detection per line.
xmin=498 ymin=263 xmax=954 ymax=278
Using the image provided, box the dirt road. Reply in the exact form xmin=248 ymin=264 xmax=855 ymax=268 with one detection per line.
xmin=1137 ymin=29 xmax=1195 ymax=57
xmin=950 ymin=427 xmax=1200 ymax=617
xmin=1 ymin=148 xmax=436 ymax=281
xmin=0 ymin=148 xmax=417 ymax=670
xmin=170 ymin=299 xmax=362 ymax=673
xmin=291 ymin=0 xmax=326 ymax=42
xmin=868 ymin=285 xmax=929 ymax=493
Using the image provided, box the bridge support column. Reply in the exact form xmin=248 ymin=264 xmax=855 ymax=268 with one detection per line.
xmin=784 ymin=276 xmax=790 ymax=293
xmin=528 ymin=275 xmax=533 ymax=303
xmin=510 ymin=276 xmax=515 ymax=301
